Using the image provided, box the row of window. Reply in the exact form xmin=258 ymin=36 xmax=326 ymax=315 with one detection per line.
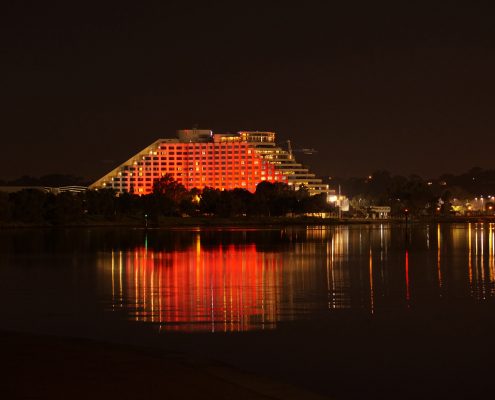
xmin=112 ymin=176 xmax=279 ymax=187
xmin=132 ymin=169 xmax=280 ymax=175
xmin=120 ymin=166 xmax=273 ymax=176
xmin=157 ymin=144 xmax=250 ymax=149
xmin=127 ymin=159 xmax=263 ymax=168
xmin=113 ymin=175 xmax=282 ymax=182
xmin=155 ymin=150 xmax=250 ymax=156
xmin=128 ymin=163 xmax=276 ymax=171
xmin=145 ymin=153 xmax=253 ymax=159
xmin=137 ymin=157 xmax=259 ymax=165
xmin=119 ymin=170 xmax=276 ymax=178
xmin=116 ymin=173 xmax=280 ymax=180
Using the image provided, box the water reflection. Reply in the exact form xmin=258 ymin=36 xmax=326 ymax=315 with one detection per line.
xmin=101 ymin=242 xmax=284 ymax=332
xmin=469 ymin=223 xmax=495 ymax=300
xmin=93 ymin=224 xmax=495 ymax=332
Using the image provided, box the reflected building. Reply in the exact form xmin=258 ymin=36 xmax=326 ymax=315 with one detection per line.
xmin=99 ymin=241 xmax=283 ymax=332
xmin=98 ymin=231 xmax=333 ymax=332
xmin=467 ymin=223 xmax=495 ymax=300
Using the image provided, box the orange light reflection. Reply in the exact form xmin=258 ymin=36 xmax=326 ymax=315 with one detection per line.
xmin=108 ymin=243 xmax=282 ymax=332
xmin=405 ymin=250 xmax=410 ymax=302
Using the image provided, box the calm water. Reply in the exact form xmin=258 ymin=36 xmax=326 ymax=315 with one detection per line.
xmin=0 ymin=223 xmax=494 ymax=334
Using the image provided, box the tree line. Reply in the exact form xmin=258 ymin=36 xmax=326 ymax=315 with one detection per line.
xmin=0 ymin=175 xmax=334 ymax=225
xmin=0 ymin=174 xmax=88 ymax=187
xmin=334 ymin=168 xmax=495 ymax=217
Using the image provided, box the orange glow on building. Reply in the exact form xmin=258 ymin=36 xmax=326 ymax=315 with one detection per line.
xmin=90 ymin=129 xmax=333 ymax=197
xmin=115 ymin=141 xmax=284 ymax=194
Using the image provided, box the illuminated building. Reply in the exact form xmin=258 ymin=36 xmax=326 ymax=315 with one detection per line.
xmin=90 ymin=129 xmax=333 ymax=198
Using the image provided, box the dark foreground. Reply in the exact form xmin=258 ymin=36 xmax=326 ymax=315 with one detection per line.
xmin=3 ymin=304 xmax=495 ymax=400
xmin=0 ymin=331 xmax=325 ymax=400
xmin=157 ymin=305 xmax=495 ymax=400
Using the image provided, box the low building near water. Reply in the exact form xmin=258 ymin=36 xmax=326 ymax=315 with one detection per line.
xmin=368 ymin=206 xmax=391 ymax=219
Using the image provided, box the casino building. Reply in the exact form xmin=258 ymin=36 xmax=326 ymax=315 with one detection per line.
xmin=90 ymin=129 xmax=333 ymax=199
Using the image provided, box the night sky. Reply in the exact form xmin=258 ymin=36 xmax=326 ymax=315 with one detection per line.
xmin=2 ymin=1 xmax=494 ymax=181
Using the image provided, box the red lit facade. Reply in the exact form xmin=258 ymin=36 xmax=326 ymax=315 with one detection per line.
xmin=119 ymin=141 xmax=284 ymax=194
xmin=90 ymin=129 xmax=332 ymax=198
xmin=92 ymin=132 xmax=286 ymax=194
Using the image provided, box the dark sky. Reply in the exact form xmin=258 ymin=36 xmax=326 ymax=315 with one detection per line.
xmin=1 ymin=1 xmax=494 ymax=180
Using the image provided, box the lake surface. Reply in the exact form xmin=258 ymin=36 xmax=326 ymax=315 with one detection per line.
xmin=2 ymin=223 xmax=494 ymax=332
xmin=1 ymin=223 xmax=495 ymax=398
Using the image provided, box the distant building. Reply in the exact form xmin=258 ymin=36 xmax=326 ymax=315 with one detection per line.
xmin=464 ymin=196 xmax=495 ymax=214
xmin=90 ymin=129 xmax=334 ymax=199
xmin=368 ymin=206 xmax=391 ymax=219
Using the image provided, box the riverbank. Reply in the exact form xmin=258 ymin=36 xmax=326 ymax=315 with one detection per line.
xmin=0 ymin=215 xmax=369 ymax=229
xmin=0 ymin=330 xmax=325 ymax=400
xmin=1 ymin=214 xmax=494 ymax=229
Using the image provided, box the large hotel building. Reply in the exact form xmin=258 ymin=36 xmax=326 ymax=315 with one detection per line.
xmin=90 ymin=129 xmax=334 ymax=199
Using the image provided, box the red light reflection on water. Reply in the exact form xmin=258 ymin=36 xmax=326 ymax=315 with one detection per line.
xmin=106 ymin=240 xmax=283 ymax=332
xmin=405 ymin=250 xmax=410 ymax=302
xmin=97 ymin=225 xmax=495 ymax=332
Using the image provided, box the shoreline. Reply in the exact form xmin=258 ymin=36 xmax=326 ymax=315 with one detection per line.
xmin=1 ymin=215 xmax=494 ymax=229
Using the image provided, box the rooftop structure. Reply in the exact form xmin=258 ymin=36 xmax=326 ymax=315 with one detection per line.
xmin=90 ymin=129 xmax=333 ymax=198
